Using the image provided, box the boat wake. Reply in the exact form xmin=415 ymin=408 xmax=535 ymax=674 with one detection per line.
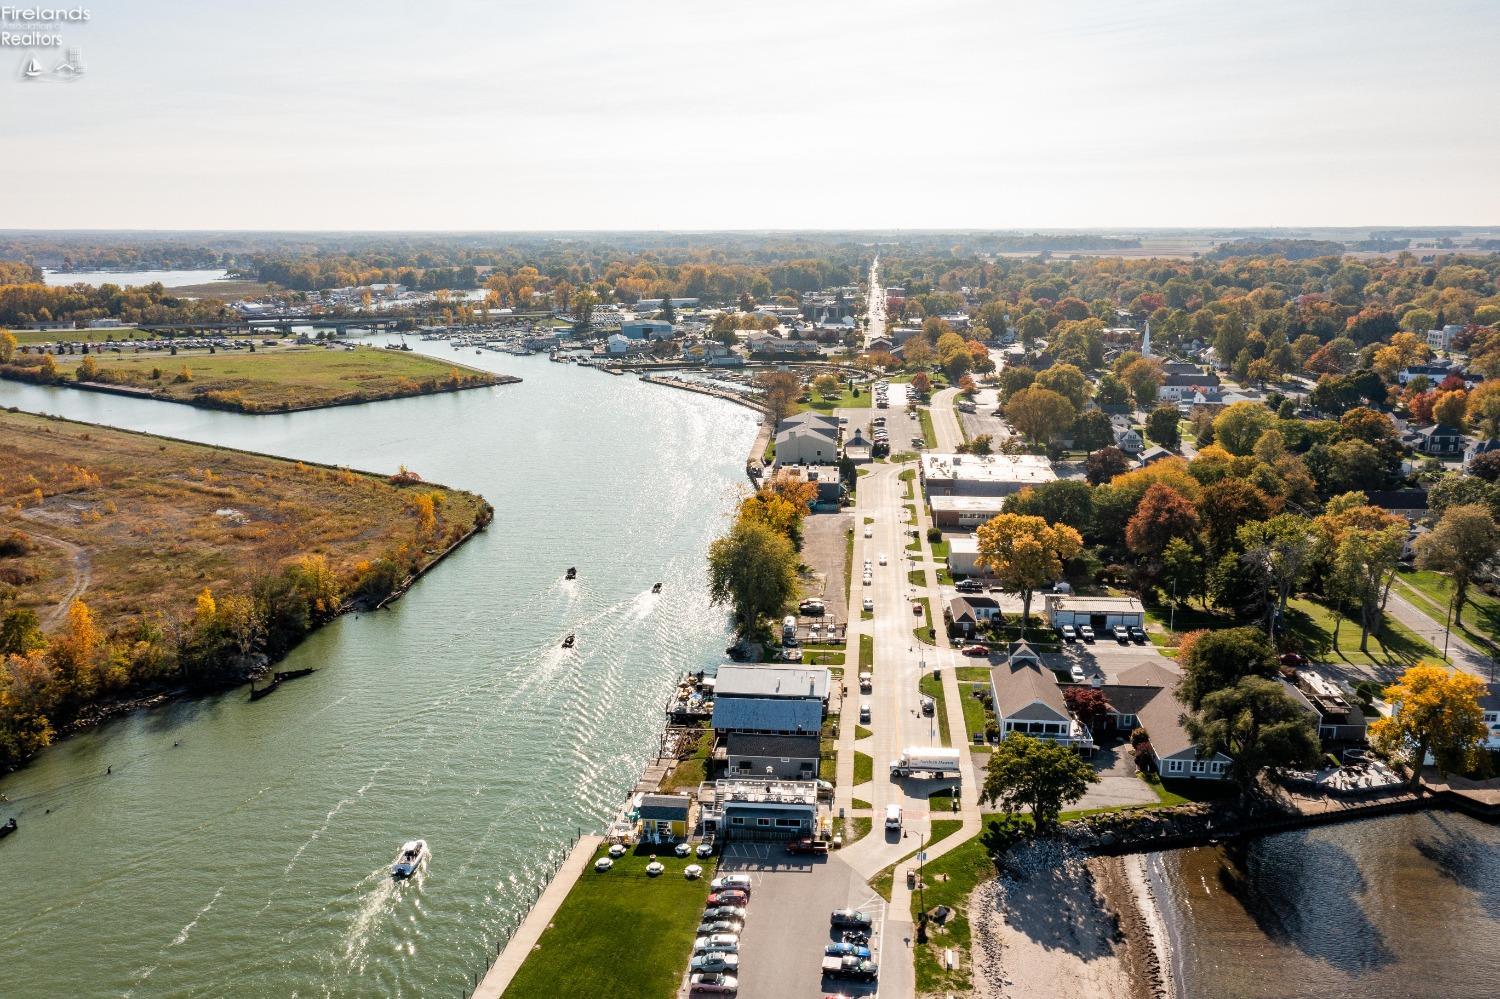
xmin=171 ymin=885 xmax=225 ymax=947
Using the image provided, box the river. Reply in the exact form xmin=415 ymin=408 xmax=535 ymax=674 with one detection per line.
xmin=42 ymin=268 xmax=232 ymax=288
xmin=0 ymin=346 xmax=758 ymax=998
xmin=1146 ymin=810 xmax=1500 ymax=998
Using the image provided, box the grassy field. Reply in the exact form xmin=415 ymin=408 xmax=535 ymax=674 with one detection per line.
xmin=1284 ymin=597 xmax=1437 ymax=668
xmin=799 ymin=385 xmax=872 ymax=413
xmin=503 ymin=847 xmax=709 ymax=999
xmin=958 ymin=681 xmax=991 ymax=746
xmin=854 ymin=750 xmax=874 ymax=784
xmin=859 ymin=634 xmax=874 ymax=670
xmin=3 ymin=344 xmax=504 ymax=413
xmin=13 ymin=328 xmax=147 ymax=345
xmin=918 ymin=408 xmax=937 ymax=448
xmin=913 ymin=595 xmax=935 ymax=644
xmin=663 ymin=730 xmax=713 ymax=791
xmin=0 ymin=410 xmax=489 ymax=636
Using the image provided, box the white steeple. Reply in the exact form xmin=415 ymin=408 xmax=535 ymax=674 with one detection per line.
xmin=1141 ymin=319 xmax=1152 ymax=358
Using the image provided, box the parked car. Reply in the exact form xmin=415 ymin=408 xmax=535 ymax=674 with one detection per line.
xmin=799 ymin=599 xmax=825 ymax=615
xmin=691 ymin=953 xmax=740 ymax=974
xmin=689 ymin=971 xmax=739 ymax=993
xmin=1078 ymin=624 xmax=1095 ymax=643
xmin=878 ymin=553 xmax=888 ymax=565
xmin=862 ymin=597 xmax=874 ymax=612
xmin=859 ymin=672 xmax=872 ymax=692
xmin=1279 ymin=651 xmax=1309 ymax=668
xmin=703 ymin=906 xmax=747 ymax=922
xmin=920 ymin=695 xmax=936 ymax=716
xmin=955 ymin=579 xmax=983 ymax=593
xmin=1112 ymin=625 xmax=1130 ymax=643
xmin=825 ymin=942 xmax=873 ymax=959
xmin=1070 ymin=664 xmax=1086 ymax=682
xmin=1129 ymin=626 xmax=1148 ymax=644
xmin=711 ymin=874 xmax=752 ymax=893
xmin=782 ymin=646 xmax=803 ymax=662
xmin=693 ymin=933 xmax=740 ymax=954
xmin=912 ymin=601 xmax=923 ymax=616
xmin=697 ymin=919 xmax=743 ymax=935
xmin=705 ymin=890 xmax=748 ymax=907
xmin=962 ymin=643 xmax=990 ymax=657
xmin=830 ymin=908 xmax=873 ymax=928
xmin=1059 ymin=624 xmax=1077 ymax=642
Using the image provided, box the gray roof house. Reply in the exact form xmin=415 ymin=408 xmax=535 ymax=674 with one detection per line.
xmin=774 ymin=411 xmax=840 ymax=467
xmin=725 ymin=732 xmax=820 ymax=780
xmin=989 ymin=649 xmax=1094 ymax=751
xmin=715 ymin=664 xmax=830 ymax=702
xmin=711 ymin=696 xmax=823 ymax=736
xmin=1103 ymin=662 xmax=1231 ymax=780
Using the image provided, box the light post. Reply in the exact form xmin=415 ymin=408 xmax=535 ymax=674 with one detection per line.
xmin=1443 ymin=590 xmax=1454 ymax=663
xmin=917 ymin=830 xmax=927 ymax=914
xmin=1169 ymin=578 xmax=1177 ymax=636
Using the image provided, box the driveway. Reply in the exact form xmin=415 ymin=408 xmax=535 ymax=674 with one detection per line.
xmin=717 ymin=845 xmax=884 ymax=998
xmin=1073 ymin=737 xmax=1160 ymax=812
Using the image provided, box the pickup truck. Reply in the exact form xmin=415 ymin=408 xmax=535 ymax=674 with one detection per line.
xmin=786 ymin=837 xmax=830 ymax=855
xmin=820 ymin=955 xmax=879 ymax=981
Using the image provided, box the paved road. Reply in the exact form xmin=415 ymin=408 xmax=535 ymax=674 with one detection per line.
xmin=928 ymin=387 xmax=965 ymax=452
xmin=1384 ymin=586 xmax=1497 ymax=682
xmin=864 ymin=257 xmax=885 ymax=348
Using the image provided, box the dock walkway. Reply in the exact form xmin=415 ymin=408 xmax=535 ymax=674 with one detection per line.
xmin=471 ymin=834 xmax=603 ymax=999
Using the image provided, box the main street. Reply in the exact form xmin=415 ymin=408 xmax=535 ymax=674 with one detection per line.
xmin=864 ymin=257 xmax=886 ymax=348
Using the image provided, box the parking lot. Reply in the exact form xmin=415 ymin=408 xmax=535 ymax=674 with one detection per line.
xmin=714 ymin=844 xmax=885 ymax=998
xmin=801 ymin=511 xmax=853 ymax=621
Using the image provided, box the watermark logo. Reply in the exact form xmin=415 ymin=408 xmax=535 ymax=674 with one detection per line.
xmin=17 ymin=46 xmax=80 ymax=80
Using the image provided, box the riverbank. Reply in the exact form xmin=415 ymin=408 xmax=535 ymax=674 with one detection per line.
xmin=1 ymin=344 xmax=513 ymax=413
xmin=0 ymin=408 xmax=492 ymax=773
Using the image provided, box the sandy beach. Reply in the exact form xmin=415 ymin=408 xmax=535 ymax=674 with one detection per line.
xmin=968 ymin=841 xmax=1168 ymax=999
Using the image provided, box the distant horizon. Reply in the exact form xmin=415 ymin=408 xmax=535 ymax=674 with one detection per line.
xmin=5 ymin=225 xmax=1500 ymax=237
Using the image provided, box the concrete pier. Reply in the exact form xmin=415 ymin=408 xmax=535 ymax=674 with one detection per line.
xmin=471 ymin=834 xmax=603 ymax=999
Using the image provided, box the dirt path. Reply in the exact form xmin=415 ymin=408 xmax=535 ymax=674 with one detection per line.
xmin=17 ymin=526 xmax=93 ymax=628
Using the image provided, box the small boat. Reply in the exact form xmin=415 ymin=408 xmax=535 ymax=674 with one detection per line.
xmin=562 ymin=633 xmax=576 ymax=649
xmin=0 ymin=817 xmax=16 ymax=839
xmin=391 ymin=839 xmax=428 ymax=878
xmin=565 ymin=567 xmax=577 ymax=580
xmin=652 ymin=582 xmax=663 ymax=593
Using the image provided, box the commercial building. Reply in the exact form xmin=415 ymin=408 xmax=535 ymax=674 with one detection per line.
xmin=928 ymin=494 xmax=1006 ymax=529
xmin=714 ymin=664 xmax=830 ymax=703
xmin=920 ymin=452 xmax=1055 ymax=497
xmin=620 ymin=319 xmax=675 ymax=340
xmin=701 ymin=778 xmax=819 ymax=841
xmin=1044 ymin=594 xmax=1145 ymax=631
xmin=946 ymin=534 xmax=981 ymax=576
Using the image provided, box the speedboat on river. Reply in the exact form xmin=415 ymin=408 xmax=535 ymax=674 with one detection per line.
xmin=392 ymin=839 xmax=428 ymax=878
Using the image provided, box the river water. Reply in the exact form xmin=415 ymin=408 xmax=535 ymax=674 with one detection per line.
xmin=1146 ymin=810 xmax=1500 ymax=998
xmin=41 ymin=268 xmax=232 ymax=288
xmin=0 ymin=346 xmax=757 ymax=997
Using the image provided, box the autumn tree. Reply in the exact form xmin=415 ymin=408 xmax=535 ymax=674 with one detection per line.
xmin=1416 ymin=504 xmax=1500 ymax=627
xmin=756 ymin=370 xmax=801 ymax=425
xmin=0 ymin=329 xmax=16 ymax=363
xmin=1063 ymin=685 xmax=1113 ymax=735
xmin=1121 ymin=357 xmax=1164 ymax=410
xmin=1126 ymin=483 xmax=1200 ymax=560
xmin=1196 ymin=478 xmax=1274 ymax=557
xmin=1035 ymin=363 xmax=1089 ymax=409
xmin=1085 ymin=446 xmax=1129 ymax=485
xmin=1212 ymin=401 xmax=1275 ymax=456
xmin=1318 ymin=498 xmax=1406 ymax=652
xmin=812 ymin=373 xmax=840 ymax=400
xmin=975 ymin=513 xmax=1083 ymax=625
xmin=1372 ymin=663 xmax=1489 ymax=785
xmin=707 ymin=518 xmax=799 ymax=635
xmin=910 ymin=371 xmax=932 ymax=396
xmin=981 ymin=733 xmax=1099 ymax=829
xmin=1432 ymin=389 xmax=1468 ymax=429
xmin=1005 ymin=387 xmax=1075 ymax=443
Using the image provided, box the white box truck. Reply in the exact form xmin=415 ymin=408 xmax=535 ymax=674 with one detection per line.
xmin=885 ymin=803 xmax=902 ymax=830
xmin=889 ymin=747 xmax=963 ymax=779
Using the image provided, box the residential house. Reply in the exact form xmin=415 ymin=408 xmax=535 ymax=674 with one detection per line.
xmin=776 ymin=465 xmax=844 ymax=507
xmin=1466 ymin=438 xmax=1500 ymax=470
xmin=1398 ymin=363 xmax=1460 ymax=386
xmin=1102 ymin=662 xmax=1232 ymax=780
xmin=711 ymin=696 xmax=823 ymax=736
xmin=1281 ymin=672 xmax=1367 ymax=743
xmin=947 ymin=594 xmax=1002 ymax=637
xmin=1362 ymin=489 xmax=1428 ymax=520
xmin=866 ymin=336 xmax=895 ymax=354
xmin=1157 ymin=370 xmax=1222 ymax=402
xmin=634 ymin=793 xmax=692 ymax=841
xmin=1138 ymin=445 xmax=1174 ymax=466
xmin=1413 ymin=424 xmax=1464 ymax=457
xmin=1482 ymin=685 xmax=1500 ymax=750
xmin=714 ymin=664 xmax=830 ymax=703
xmin=1114 ymin=428 xmax=1144 ymax=454
xmin=774 ymin=411 xmax=840 ymax=466
xmin=724 ymin=733 xmax=820 ymax=780
xmin=988 ymin=644 xmax=1095 ymax=751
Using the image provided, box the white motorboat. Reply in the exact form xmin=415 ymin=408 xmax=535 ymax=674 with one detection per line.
xmin=391 ymin=839 xmax=428 ymax=878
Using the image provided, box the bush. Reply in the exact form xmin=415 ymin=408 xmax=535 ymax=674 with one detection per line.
xmin=927 ymin=527 xmax=942 ymax=543
xmin=0 ymin=530 xmax=33 ymax=558
xmin=1128 ymin=726 xmax=1150 ymax=748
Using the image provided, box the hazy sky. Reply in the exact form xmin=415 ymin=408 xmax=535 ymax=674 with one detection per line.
xmin=3 ymin=0 xmax=1497 ymax=230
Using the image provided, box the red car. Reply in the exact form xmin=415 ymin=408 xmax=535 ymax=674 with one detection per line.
xmin=1279 ymin=652 xmax=1309 ymax=668
xmin=706 ymin=890 xmax=749 ymax=907
xmin=962 ymin=644 xmax=990 ymax=657
xmin=786 ymin=838 xmax=830 ymax=855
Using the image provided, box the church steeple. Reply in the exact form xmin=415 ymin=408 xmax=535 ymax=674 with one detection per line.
xmin=1141 ymin=319 xmax=1152 ymax=358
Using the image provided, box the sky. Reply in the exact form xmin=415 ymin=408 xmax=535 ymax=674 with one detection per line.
xmin=2 ymin=0 xmax=1498 ymax=230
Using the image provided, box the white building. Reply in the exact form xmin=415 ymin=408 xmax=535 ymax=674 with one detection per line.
xmin=1044 ymin=594 xmax=1145 ymax=631
xmin=920 ymin=452 xmax=1055 ymax=497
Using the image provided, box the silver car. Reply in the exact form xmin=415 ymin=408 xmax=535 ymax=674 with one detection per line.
xmin=693 ymin=933 xmax=740 ymax=954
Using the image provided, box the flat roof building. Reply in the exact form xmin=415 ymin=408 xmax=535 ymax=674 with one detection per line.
xmin=929 ymin=494 xmax=1008 ymax=529
xmin=714 ymin=664 xmax=830 ymax=702
xmin=920 ymin=452 xmax=1055 ymax=497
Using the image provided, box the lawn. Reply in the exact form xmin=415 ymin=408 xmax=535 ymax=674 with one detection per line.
xmin=0 ymin=410 xmax=490 ymax=639
xmin=1285 ymin=596 xmax=1438 ymax=668
xmin=907 ymin=822 xmax=1017 ymax=993
xmin=820 ymin=736 xmax=837 ymax=782
xmin=1397 ymin=567 xmax=1500 ymax=650
xmin=503 ymin=847 xmax=709 ymax=999
xmin=913 ymin=596 xmax=935 ymax=645
xmin=869 ymin=816 xmax=966 ymax=899
xmin=859 ymin=634 xmax=874 ymax=670
xmin=13 ymin=327 xmax=147 ymax=345
xmin=958 ymin=682 xmax=991 ymax=746
xmin=899 ymin=468 xmax=916 ymax=482
xmin=918 ymin=673 xmax=952 ymax=746
xmin=929 ymin=537 xmax=950 ymax=560
xmin=955 ymin=666 xmax=992 ymax=682
xmin=663 ymin=729 xmax=713 ymax=790
xmin=918 ymin=408 xmax=937 ymax=448
xmin=801 ymin=642 xmax=846 ymax=666
xmin=908 ymin=569 xmax=926 ymax=587
xmin=3 ymin=344 xmax=504 ymax=413
xmin=798 ymin=385 xmax=872 ymax=413
xmin=854 ymin=751 xmax=874 ymax=784
xmin=856 ymin=725 xmax=873 ymax=740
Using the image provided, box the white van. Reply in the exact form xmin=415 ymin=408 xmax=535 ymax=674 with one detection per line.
xmin=885 ymin=804 xmax=902 ymax=830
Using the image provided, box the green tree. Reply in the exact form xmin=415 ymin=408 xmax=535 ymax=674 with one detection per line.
xmin=1005 ymin=387 xmax=1075 ymax=443
xmin=0 ymin=607 xmax=47 ymax=656
xmin=1144 ymin=406 xmax=1181 ymax=449
xmin=1176 ymin=626 xmax=1278 ymax=710
xmin=707 ymin=518 xmax=799 ymax=635
xmin=1185 ymin=677 xmax=1321 ymax=787
xmin=981 ymin=733 xmax=1100 ymax=828
xmin=812 ymin=372 xmax=841 ymax=400
xmin=1237 ymin=514 xmax=1315 ymax=636
xmin=1212 ymin=402 xmax=1275 ymax=456
xmin=1003 ymin=480 xmax=1095 ymax=536
xmin=1160 ymin=537 xmax=1203 ymax=607
xmin=1326 ymin=523 xmax=1406 ymax=653
xmin=1416 ymin=504 xmax=1500 ymax=628
xmin=1036 ymin=363 xmax=1089 ymax=409
xmin=1071 ymin=409 xmax=1114 ymax=451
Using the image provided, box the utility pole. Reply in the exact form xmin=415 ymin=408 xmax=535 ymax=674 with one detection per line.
xmin=917 ymin=830 xmax=927 ymax=914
